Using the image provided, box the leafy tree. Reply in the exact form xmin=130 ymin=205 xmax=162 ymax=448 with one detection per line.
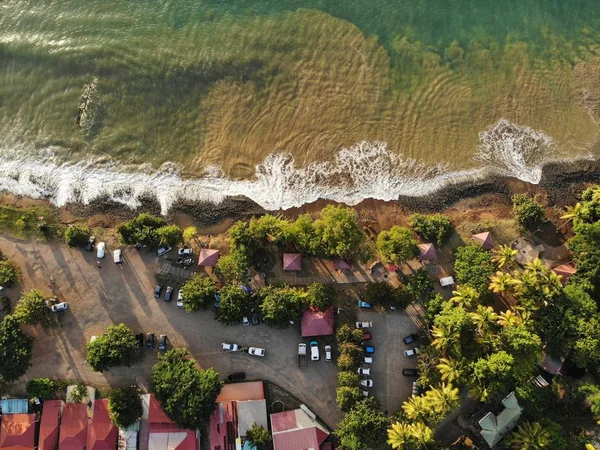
xmin=305 ymin=283 xmax=335 ymax=310
xmin=364 ymin=281 xmax=409 ymax=309
xmin=450 ymin=285 xmax=480 ymax=309
xmin=215 ymin=250 xmax=250 ymax=282
xmin=86 ymin=323 xmax=139 ymax=372
xmin=181 ymin=276 xmax=217 ymax=312
xmin=108 ymin=387 xmax=143 ymax=428
xmin=259 ymin=284 xmax=304 ymax=328
xmin=470 ymin=351 xmax=514 ymax=401
xmin=229 ymin=221 xmax=259 ymax=255
xmin=245 ymin=424 xmax=272 ymax=450
xmin=14 ymin=289 xmax=55 ymax=329
xmin=338 ymin=342 xmax=363 ymax=361
xmin=156 ymin=225 xmax=183 ymax=247
xmin=64 ymin=225 xmax=90 ymax=247
xmin=337 ymin=353 xmax=359 ymax=372
xmin=454 ymin=244 xmax=495 ymax=296
xmin=248 ymin=214 xmax=287 ymax=244
xmin=409 ymin=213 xmax=453 ymax=246
xmin=313 ymin=205 xmax=364 ymax=258
xmin=0 ymin=315 xmax=33 ymax=383
xmin=26 ymin=378 xmax=57 ymax=399
xmin=217 ymin=285 xmax=250 ymax=325
xmin=335 ymin=324 xmax=364 ymax=346
xmin=500 ymin=325 xmax=542 ymax=381
xmin=406 ymin=268 xmax=434 ymax=302
xmin=421 ymin=293 xmax=446 ymax=324
xmin=151 ymin=348 xmax=223 ymax=429
xmin=334 ymin=397 xmax=389 ymax=450
xmin=282 ymin=214 xmax=318 ymax=254
xmin=337 ymin=371 xmax=360 ymax=387
xmin=432 ymin=302 xmax=475 ymax=358
xmin=0 ymin=260 xmax=20 ymax=287
xmin=116 ymin=213 xmax=166 ymax=247
xmin=512 ymin=194 xmax=545 ymax=228
xmin=336 ymin=386 xmax=362 ymax=412
xmin=182 ymin=226 xmax=198 ymax=244
xmin=402 ymin=384 xmax=459 ymax=426
xmin=569 ymin=221 xmax=600 ymax=291
xmin=377 ymin=226 xmax=418 ymax=265
xmin=509 ymin=421 xmax=550 ymax=450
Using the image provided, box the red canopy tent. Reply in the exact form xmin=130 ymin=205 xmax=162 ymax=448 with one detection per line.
xmin=301 ymin=306 xmax=334 ymax=337
xmin=472 ymin=232 xmax=494 ymax=250
xmin=283 ymin=253 xmax=302 ymax=271
xmin=198 ymin=249 xmax=220 ymax=267
xmin=418 ymin=243 xmax=437 ymax=261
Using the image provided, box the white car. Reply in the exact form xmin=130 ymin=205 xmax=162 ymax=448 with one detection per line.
xmin=357 ymin=367 xmax=371 ymax=376
xmin=176 ymin=290 xmax=184 ymax=307
xmin=360 ymin=379 xmax=374 ymax=388
xmin=248 ymin=347 xmax=266 ymax=357
xmin=221 ymin=343 xmax=239 ymax=351
xmin=156 ymin=246 xmax=172 ymax=256
xmin=403 ymin=347 xmax=420 ymax=357
xmin=310 ymin=341 xmax=319 ymax=361
xmin=96 ymin=242 xmax=105 ymax=259
xmin=242 ymin=316 xmax=250 ymax=326
xmin=51 ymin=302 xmax=68 ymax=312
xmin=364 ymin=356 xmax=373 ymax=364
xmin=325 ymin=345 xmax=332 ymax=362
xmin=178 ymin=248 xmax=193 ymax=255
xmin=355 ymin=321 xmax=373 ymax=329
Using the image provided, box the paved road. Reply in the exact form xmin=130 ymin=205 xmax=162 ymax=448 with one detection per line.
xmin=0 ymin=236 xmax=341 ymax=428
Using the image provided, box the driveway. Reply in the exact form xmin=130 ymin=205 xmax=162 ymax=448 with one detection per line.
xmin=0 ymin=235 xmax=341 ymax=428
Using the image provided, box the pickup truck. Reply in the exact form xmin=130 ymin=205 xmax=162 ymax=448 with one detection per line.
xmin=297 ymin=343 xmax=307 ymax=368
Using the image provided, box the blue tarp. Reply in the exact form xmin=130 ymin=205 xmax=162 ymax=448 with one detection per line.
xmin=0 ymin=399 xmax=28 ymax=414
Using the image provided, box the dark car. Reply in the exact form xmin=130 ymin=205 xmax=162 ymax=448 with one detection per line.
xmin=402 ymin=368 xmax=419 ymax=377
xmin=363 ymin=332 xmax=372 ymax=340
xmin=403 ymin=334 xmax=419 ymax=345
xmin=136 ymin=333 xmax=144 ymax=348
xmin=146 ymin=333 xmax=155 ymax=350
xmin=154 ymin=285 xmax=162 ymax=299
xmin=85 ymin=236 xmax=96 ymax=252
xmin=227 ymin=372 xmax=246 ymax=382
xmin=251 ymin=311 xmax=259 ymax=325
xmin=158 ymin=334 xmax=167 ymax=351
xmin=164 ymin=287 xmax=174 ymax=302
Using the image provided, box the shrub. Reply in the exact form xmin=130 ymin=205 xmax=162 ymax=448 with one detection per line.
xmin=108 ymin=387 xmax=143 ymax=428
xmin=376 ymin=226 xmax=418 ymax=264
xmin=181 ymin=276 xmax=217 ymax=312
xmin=26 ymin=378 xmax=57 ymax=399
xmin=64 ymin=225 xmax=90 ymax=247
xmin=14 ymin=289 xmax=55 ymax=329
xmin=409 ymin=214 xmax=453 ymax=246
xmin=336 ymin=386 xmax=362 ymax=412
xmin=337 ymin=371 xmax=361 ymax=387
xmin=512 ymin=194 xmax=545 ymax=228
xmin=0 ymin=260 xmax=20 ymax=287
xmin=336 ymin=324 xmax=364 ymax=345
xmin=86 ymin=324 xmax=139 ymax=372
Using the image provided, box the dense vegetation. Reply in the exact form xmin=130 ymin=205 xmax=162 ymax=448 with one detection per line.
xmin=14 ymin=289 xmax=55 ymax=329
xmin=64 ymin=225 xmax=91 ymax=247
xmin=108 ymin=386 xmax=144 ymax=428
xmin=116 ymin=213 xmax=182 ymax=248
xmin=86 ymin=324 xmax=139 ymax=372
xmin=0 ymin=315 xmax=33 ymax=384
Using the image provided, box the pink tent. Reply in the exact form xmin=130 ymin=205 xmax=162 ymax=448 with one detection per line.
xmin=472 ymin=232 xmax=494 ymax=250
xmin=301 ymin=307 xmax=334 ymax=337
xmin=283 ymin=253 xmax=302 ymax=271
xmin=333 ymin=258 xmax=351 ymax=270
xmin=418 ymin=243 xmax=437 ymax=261
xmin=198 ymin=249 xmax=220 ymax=267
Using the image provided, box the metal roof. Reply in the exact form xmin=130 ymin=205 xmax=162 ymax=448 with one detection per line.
xmin=0 ymin=399 xmax=28 ymax=415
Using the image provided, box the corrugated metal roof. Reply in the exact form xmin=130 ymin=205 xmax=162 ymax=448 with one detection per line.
xmin=0 ymin=399 xmax=29 ymax=415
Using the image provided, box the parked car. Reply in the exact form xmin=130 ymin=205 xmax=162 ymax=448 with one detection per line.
xmin=403 ymin=347 xmax=420 ymax=357
xmin=176 ymin=256 xmax=193 ymax=266
xmin=50 ymin=302 xmax=68 ymax=312
xmin=310 ymin=341 xmax=319 ymax=361
xmin=158 ymin=334 xmax=167 ymax=351
xmin=251 ymin=311 xmax=259 ymax=325
xmin=156 ymin=246 xmax=172 ymax=256
xmin=113 ymin=249 xmax=123 ymax=264
xmin=177 ymin=290 xmax=184 ymax=307
xmin=355 ymin=321 xmax=373 ymax=329
xmin=362 ymin=332 xmax=372 ymax=340
xmin=221 ymin=343 xmax=239 ymax=351
xmin=357 ymin=300 xmax=372 ymax=309
xmin=365 ymin=346 xmax=375 ymax=354
xmin=242 ymin=316 xmax=250 ymax=326
xmin=164 ymin=286 xmax=174 ymax=302
xmin=96 ymin=242 xmax=106 ymax=259
xmin=154 ymin=285 xmax=162 ymax=298
xmin=402 ymin=368 xmax=420 ymax=377
xmin=357 ymin=367 xmax=371 ymax=376
xmin=228 ymin=372 xmax=246 ymax=382
xmin=86 ymin=236 xmax=96 ymax=251
xmin=360 ymin=379 xmax=374 ymax=388
xmin=214 ymin=293 xmax=221 ymax=309
xmin=403 ymin=333 xmax=419 ymax=345
xmin=325 ymin=345 xmax=332 ymax=362
xmin=178 ymin=248 xmax=193 ymax=255
xmin=146 ymin=333 xmax=155 ymax=350
xmin=248 ymin=347 xmax=266 ymax=357
xmin=412 ymin=381 xmax=419 ymax=396
xmin=136 ymin=333 xmax=144 ymax=348
xmin=364 ymin=356 xmax=373 ymax=364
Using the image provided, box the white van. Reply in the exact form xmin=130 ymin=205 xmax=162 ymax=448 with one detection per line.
xmin=113 ymin=249 xmax=123 ymax=264
xmin=96 ymin=242 xmax=106 ymax=259
xmin=310 ymin=341 xmax=319 ymax=361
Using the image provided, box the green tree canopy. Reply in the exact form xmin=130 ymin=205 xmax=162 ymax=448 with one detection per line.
xmin=305 ymin=283 xmax=335 ymax=311
xmin=258 ymin=284 xmax=304 ymax=328
xmin=156 ymin=225 xmax=183 ymax=247
xmin=335 ymin=323 xmax=364 ymax=346
xmin=470 ymin=351 xmax=514 ymax=401
xmin=0 ymin=315 xmax=33 ymax=383
xmin=377 ymin=226 xmax=419 ymax=265
xmin=248 ymin=214 xmax=287 ymax=245
xmin=26 ymin=378 xmax=57 ymax=399
xmin=116 ymin=213 xmax=167 ymax=247
xmin=454 ymin=244 xmax=495 ymax=296
xmin=409 ymin=213 xmax=453 ymax=246
xmin=0 ymin=259 xmax=20 ymax=287
xmin=336 ymin=386 xmax=362 ymax=412
xmin=282 ymin=214 xmax=318 ymax=254
xmin=86 ymin=323 xmax=139 ymax=372
xmin=182 ymin=226 xmax=198 ymax=244
xmin=181 ymin=276 xmax=217 ymax=312
xmin=14 ymin=289 xmax=55 ymax=329
xmin=217 ymin=285 xmax=251 ymax=325
xmin=108 ymin=387 xmax=144 ymax=429
xmin=364 ymin=281 xmax=410 ymax=309
xmin=64 ymin=225 xmax=91 ymax=247
xmin=334 ymin=397 xmax=389 ymax=450
xmin=512 ymin=194 xmax=545 ymax=228
xmin=337 ymin=371 xmax=361 ymax=388
xmin=245 ymin=424 xmax=272 ymax=450
xmin=569 ymin=221 xmax=600 ymax=292
xmin=214 ymin=250 xmax=250 ymax=282
xmin=313 ymin=205 xmax=364 ymax=259
xmin=151 ymin=348 xmax=223 ymax=429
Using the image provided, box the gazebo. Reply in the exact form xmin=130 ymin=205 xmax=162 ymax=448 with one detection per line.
xmin=198 ymin=249 xmax=220 ymax=267
xmin=283 ymin=253 xmax=302 ymax=271
xmin=472 ymin=232 xmax=494 ymax=250
xmin=553 ymin=264 xmax=576 ymax=284
xmin=418 ymin=243 xmax=437 ymax=261
xmin=301 ymin=306 xmax=334 ymax=337
xmin=333 ymin=258 xmax=351 ymax=271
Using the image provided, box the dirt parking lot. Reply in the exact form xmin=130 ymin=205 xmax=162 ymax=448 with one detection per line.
xmin=0 ymin=236 xmax=341 ymax=427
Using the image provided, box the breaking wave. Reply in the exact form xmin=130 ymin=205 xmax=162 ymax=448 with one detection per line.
xmin=0 ymin=119 xmax=579 ymax=214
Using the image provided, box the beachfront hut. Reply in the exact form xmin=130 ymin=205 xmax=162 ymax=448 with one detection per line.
xmin=301 ymin=306 xmax=334 ymax=337
xmin=553 ymin=264 xmax=576 ymax=284
xmin=283 ymin=253 xmax=302 ymax=271
xmin=418 ymin=243 xmax=437 ymax=261
xmin=472 ymin=232 xmax=494 ymax=250
xmin=333 ymin=258 xmax=351 ymax=271
xmin=198 ymin=249 xmax=220 ymax=267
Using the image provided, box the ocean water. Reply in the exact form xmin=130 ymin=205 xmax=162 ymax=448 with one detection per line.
xmin=1 ymin=0 xmax=600 ymax=211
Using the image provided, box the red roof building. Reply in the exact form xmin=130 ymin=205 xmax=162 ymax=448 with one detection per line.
xmin=282 ymin=254 xmax=302 ymax=271
xmin=472 ymin=232 xmax=494 ymax=250
xmin=39 ymin=400 xmax=62 ymax=450
xmin=143 ymin=395 xmax=197 ymax=450
xmin=270 ymin=408 xmax=329 ymax=450
xmin=209 ymin=401 xmax=237 ymax=450
xmin=301 ymin=307 xmax=334 ymax=337
xmin=553 ymin=264 xmax=576 ymax=284
xmin=0 ymin=414 xmax=36 ymax=450
xmin=198 ymin=249 xmax=220 ymax=267
xmin=59 ymin=403 xmax=88 ymax=450
xmin=87 ymin=400 xmax=117 ymax=450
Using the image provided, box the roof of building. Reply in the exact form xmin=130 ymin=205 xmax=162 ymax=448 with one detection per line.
xmin=198 ymin=249 xmax=220 ymax=267
xmin=478 ymin=392 xmax=522 ymax=448
xmin=143 ymin=395 xmax=174 ymax=425
xmin=148 ymin=427 xmax=197 ymax=450
xmin=417 ymin=243 xmax=437 ymax=261
xmin=86 ymin=400 xmax=118 ymax=450
xmin=270 ymin=408 xmax=329 ymax=450
xmin=59 ymin=403 xmax=88 ymax=450
xmin=237 ymin=400 xmax=268 ymax=437
xmin=216 ymin=382 xmax=265 ymax=403
xmin=301 ymin=307 xmax=334 ymax=337
xmin=209 ymin=401 xmax=237 ymax=450
xmin=0 ymin=400 xmax=28 ymax=415
xmin=282 ymin=253 xmax=302 ymax=271
xmin=553 ymin=263 xmax=576 ymax=283
xmin=472 ymin=232 xmax=494 ymax=250
xmin=332 ymin=258 xmax=351 ymax=270
xmin=0 ymin=413 xmax=36 ymax=450
xmin=39 ymin=400 xmax=62 ymax=450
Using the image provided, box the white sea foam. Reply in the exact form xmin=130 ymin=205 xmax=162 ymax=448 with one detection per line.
xmin=0 ymin=119 xmax=574 ymax=214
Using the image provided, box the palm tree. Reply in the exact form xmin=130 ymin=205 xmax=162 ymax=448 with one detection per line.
xmin=451 ymin=285 xmax=479 ymax=309
xmin=431 ymin=324 xmax=459 ymax=354
xmin=524 ymin=258 xmax=546 ymax=275
xmin=470 ymin=305 xmax=498 ymax=334
xmin=511 ymin=422 xmax=550 ymax=450
xmin=492 ymin=244 xmax=518 ymax=268
xmin=560 ymin=202 xmax=589 ymax=227
xmin=387 ymin=422 xmax=410 ymax=449
xmin=402 ymin=395 xmax=429 ymax=422
xmin=489 ymin=271 xmax=514 ymax=294
xmin=407 ymin=422 xmax=434 ymax=449
xmin=497 ymin=310 xmax=519 ymax=327
xmin=427 ymin=383 xmax=459 ymax=414
xmin=541 ymin=271 xmax=563 ymax=298
xmin=468 ymin=383 xmax=489 ymax=402
xmin=436 ymin=358 xmax=461 ymax=383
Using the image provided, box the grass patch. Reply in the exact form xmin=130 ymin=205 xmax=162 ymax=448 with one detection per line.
xmin=0 ymin=204 xmax=60 ymax=240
